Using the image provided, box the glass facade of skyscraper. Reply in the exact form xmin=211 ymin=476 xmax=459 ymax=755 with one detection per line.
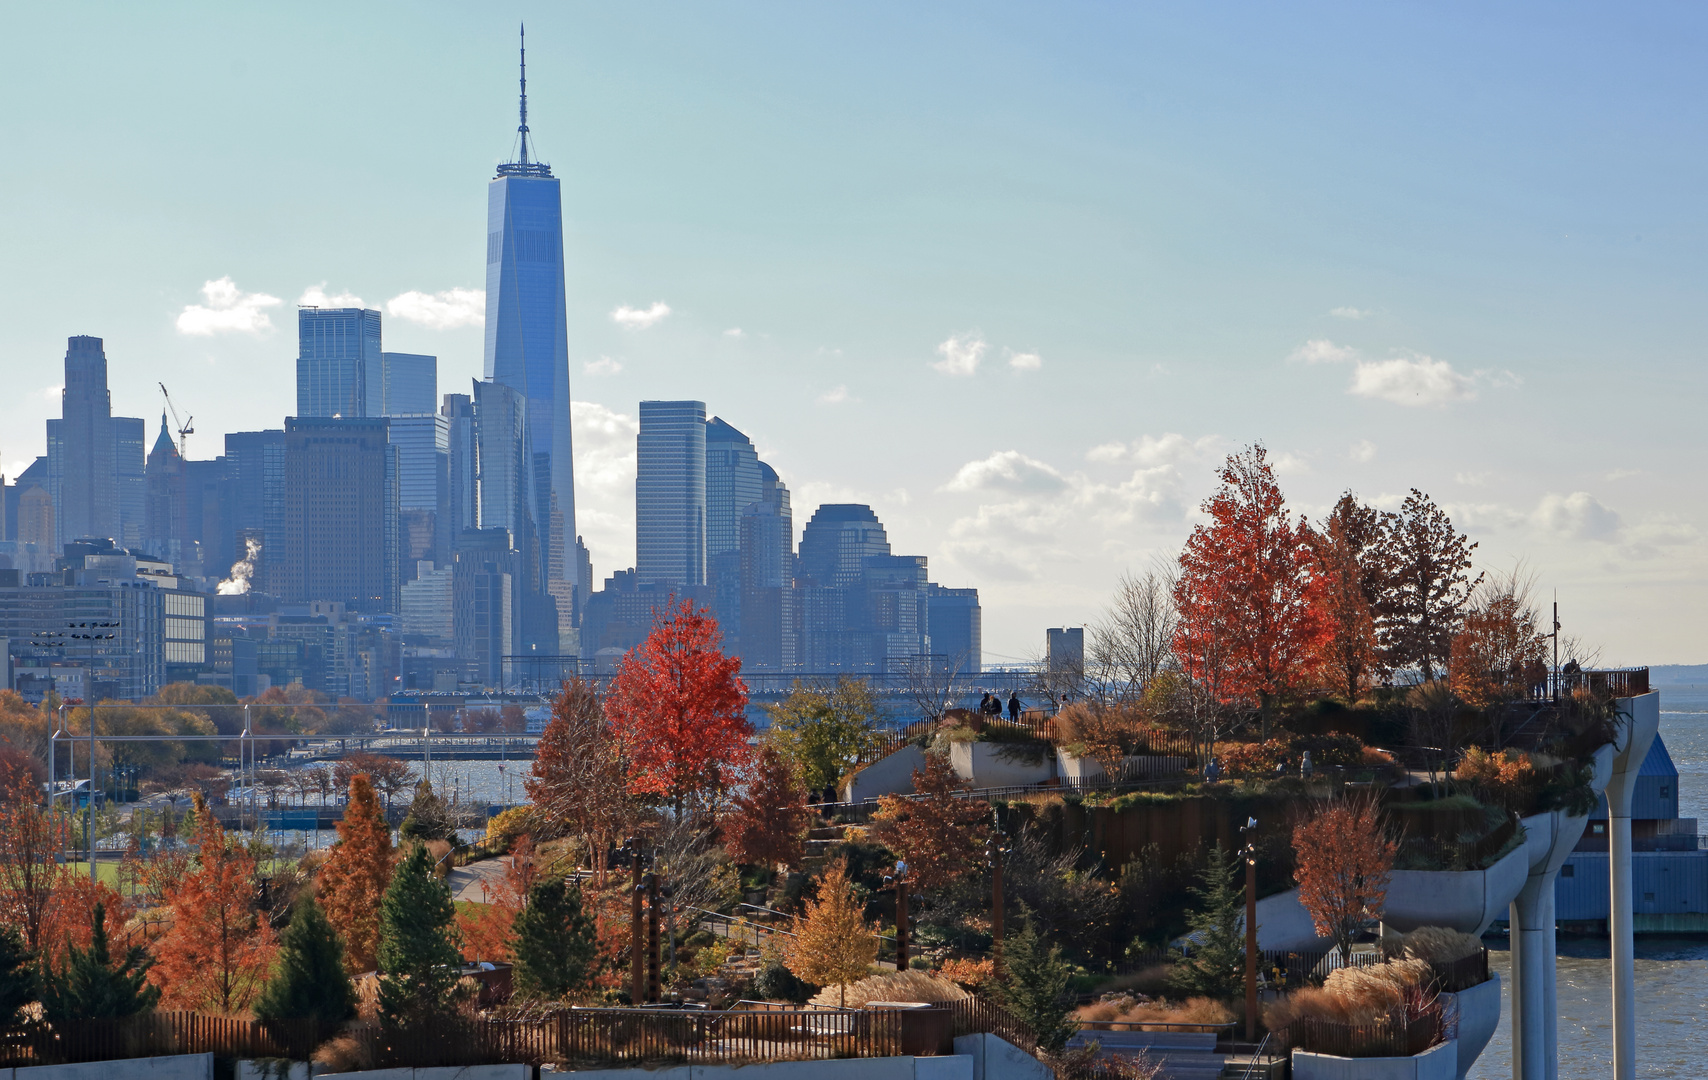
xmin=485 ymin=164 xmax=576 ymax=604
xmin=297 ymin=307 xmax=381 ymax=419
xmin=636 ymin=400 xmax=707 ymax=587
xmin=377 ymin=352 xmax=438 ymax=416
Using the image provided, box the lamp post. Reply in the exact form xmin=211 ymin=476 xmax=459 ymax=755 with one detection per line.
xmin=987 ymin=805 xmax=1011 ymax=974
xmin=620 ymin=837 xmax=647 ymax=1005
xmin=883 ymin=860 xmax=911 ymax=971
xmin=1240 ymin=816 xmax=1259 ymax=1043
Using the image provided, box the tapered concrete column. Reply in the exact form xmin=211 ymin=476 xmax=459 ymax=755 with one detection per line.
xmin=1509 ymin=743 xmax=1613 ymax=1080
xmin=1604 ymin=692 xmax=1660 ymax=1080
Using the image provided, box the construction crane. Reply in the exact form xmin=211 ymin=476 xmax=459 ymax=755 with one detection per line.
xmin=158 ymin=383 xmax=194 ymax=458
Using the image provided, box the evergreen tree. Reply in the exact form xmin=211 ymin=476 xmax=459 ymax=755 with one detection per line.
xmin=1167 ymin=844 xmax=1246 ymax=1000
xmin=376 ymin=843 xmax=463 ymax=1030
xmin=41 ymin=902 xmax=160 ymax=1021
xmin=0 ymin=925 xmax=36 ymax=1028
xmin=399 ymin=780 xmax=456 ymax=842
xmin=509 ymin=877 xmax=597 ymax=1000
xmin=254 ymin=898 xmax=357 ymax=1024
xmin=997 ymin=910 xmax=1074 ymax=1053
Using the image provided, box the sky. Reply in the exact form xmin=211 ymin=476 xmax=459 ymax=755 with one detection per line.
xmin=1 ymin=3 xmax=1704 ymax=666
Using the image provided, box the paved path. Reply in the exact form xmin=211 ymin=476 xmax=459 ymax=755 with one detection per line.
xmin=448 ymin=857 xmax=513 ymax=903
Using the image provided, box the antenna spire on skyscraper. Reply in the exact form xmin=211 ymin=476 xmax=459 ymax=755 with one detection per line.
xmin=517 ymin=23 xmax=533 ymax=165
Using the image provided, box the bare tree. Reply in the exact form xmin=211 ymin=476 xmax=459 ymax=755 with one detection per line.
xmin=896 ymin=652 xmax=965 ymax=722
xmin=1086 ymin=563 xmax=1178 ymax=704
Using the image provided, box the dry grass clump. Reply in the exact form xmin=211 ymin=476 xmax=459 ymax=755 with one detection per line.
xmin=808 ymin=969 xmax=968 ymax=1008
xmin=1265 ymin=958 xmax=1434 ymax=1029
xmin=1394 ymin=926 xmax=1482 ymax=965
xmin=312 ymin=1031 xmax=373 ymax=1073
xmin=1075 ymin=995 xmax=1235 ymax=1029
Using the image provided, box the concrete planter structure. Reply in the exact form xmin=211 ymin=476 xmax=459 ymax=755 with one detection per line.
xmin=951 ymin=741 xmax=1053 ymax=788
xmin=1292 ymin=1039 xmax=1456 ymax=1080
xmin=1440 ymin=973 xmax=1502 ymax=1080
xmin=844 ymin=744 xmax=927 ymax=802
xmin=1383 ymin=843 xmax=1530 ymax=937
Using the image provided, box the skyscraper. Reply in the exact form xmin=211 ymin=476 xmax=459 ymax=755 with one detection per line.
xmin=485 ymin=28 xmax=577 ymax=622
xmin=144 ymin=414 xmax=187 ymax=565
xmin=376 ymin=352 xmax=438 ymax=416
xmin=798 ymin=504 xmax=891 ymax=588
xmin=635 ymin=400 xmax=707 ymax=587
xmin=297 ymin=307 xmax=381 ymax=419
xmin=225 ymin=430 xmax=287 ymax=593
xmin=279 ymin=417 xmax=398 ymax=613
xmin=705 ymin=416 xmax=762 ymax=641
xmin=48 ymin=336 xmax=118 ymax=548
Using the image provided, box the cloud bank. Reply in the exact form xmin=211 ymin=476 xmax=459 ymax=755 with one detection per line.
xmin=176 ymin=278 xmax=281 ymax=336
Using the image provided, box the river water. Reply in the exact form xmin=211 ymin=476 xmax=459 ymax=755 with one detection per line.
xmin=1469 ymin=683 xmax=1708 ymax=1079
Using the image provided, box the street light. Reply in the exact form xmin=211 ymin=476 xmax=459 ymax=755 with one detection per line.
xmin=883 ymin=860 xmax=912 ymax=971
xmin=1240 ymin=816 xmax=1259 ymax=1043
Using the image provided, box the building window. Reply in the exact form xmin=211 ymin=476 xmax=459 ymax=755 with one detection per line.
xmin=1592 ymin=823 xmax=1606 ymax=834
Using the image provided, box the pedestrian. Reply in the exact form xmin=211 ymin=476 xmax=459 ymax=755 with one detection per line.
xmin=1300 ymin=750 xmax=1313 ymax=779
xmin=1205 ymin=757 xmax=1221 ymax=784
xmin=978 ymin=692 xmax=992 ymax=716
xmin=1007 ymin=692 xmax=1021 ymax=722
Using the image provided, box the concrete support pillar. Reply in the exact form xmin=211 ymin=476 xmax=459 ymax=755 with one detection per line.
xmin=1604 ymin=692 xmax=1660 ymax=1080
xmin=1509 ymin=862 xmax=1556 ymax=1080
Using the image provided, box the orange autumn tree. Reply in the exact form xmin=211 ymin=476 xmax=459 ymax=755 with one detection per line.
xmin=606 ymin=600 xmax=752 ymax=814
xmin=455 ymin=836 xmax=536 ymax=963
xmin=151 ymin=794 xmax=277 ymax=1014
xmin=721 ymin=744 xmax=811 ymax=870
xmin=527 ymin=680 xmax=635 ymax=881
xmin=0 ymin=759 xmax=64 ymax=953
xmin=317 ymin=773 xmax=395 ymax=972
xmin=1293 ymin=798 xmax=1397 ymax=964
xmin=872 ymin=754 xmax=990 ymax=891
xmin=1174 ymin=445 xmax=1332 ymax=732
xmin=1312 ymin=494 xmax=1386 ymax=702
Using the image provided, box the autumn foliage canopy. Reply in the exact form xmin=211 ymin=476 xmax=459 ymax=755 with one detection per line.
xmin=1293 ymin=798 xmax=1397 ymax=962
xmin=606 ymin=600 xmax=752 ymax=811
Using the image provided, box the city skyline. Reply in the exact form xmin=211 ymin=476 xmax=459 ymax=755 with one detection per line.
xmin=2 ymin=5 xmax=1704 ymax=664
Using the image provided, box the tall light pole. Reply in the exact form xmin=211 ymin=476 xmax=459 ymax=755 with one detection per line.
xmin=987 ymin=805 xmax=1011 ymax=975
xmin=884 ymin=860 xmax=911 ymax=971
xmin=1241 ymin=816 xmax=1259 ymax=1043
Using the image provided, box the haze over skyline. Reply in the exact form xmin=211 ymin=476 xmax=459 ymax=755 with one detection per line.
xmin=2 ymin=3 xmax=1704 ymax=665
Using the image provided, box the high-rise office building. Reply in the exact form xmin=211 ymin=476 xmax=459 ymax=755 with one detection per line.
xmin=926 ymin=584 xmax=982 ymax=673
xmin=144 ymin=414 xmax=187 ymax=566
xmin=115 ymin=416 xmax=146 ymax=550
xmin=706 ymin=416 xmax=762 ymax=642
xmin=485 ymin=31 xmax=577 ymax=623
xmin=738 ymin=468 xmax=797 ymax=671
xmin=441 ymin=393 xmax=478 ymax=536
xmin=387 ymin=413 xmax=450 ymax=576
xmin=297 ymin=307 xmax=381 ymax=419
xmin=47 ymin=336 xmax=119 ymax=549
xmin=376 ymin=352 xmax=437 ymax=416
xmin=224 ymin=430 xmax=287 ymax=594
xmin=279 ymin=417 xmax=398 ymax=613
xmin=636 ymin=400 xmax=707 ymax=588
xmin=798 ymin=504 xmax=890 ymax=588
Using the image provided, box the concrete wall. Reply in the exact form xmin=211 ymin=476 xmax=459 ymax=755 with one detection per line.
xmin=1382 ymin=841 xmax=1530 ymax=936
xmin=1441 ymin=974 xmax=1501 ymax=1080
xmin=1253 ymin=888 xmax=1333 ymax=951
xmin=542 ymin=1058 xmax=972 ymax=1080
xmin=844 ymin=744 xmax=927 ymax=802
xmin=953 ymin=1034 xmax=1052 ymax=1080
xmin=950 ymin=741 xmax=1052 ymax=789
xmin=13 ymin=1055 xmax=213 ymax=1080
xmin=1292 ymin=1039 xmax=1456 ymax=1080
xmin=331 ymin=1068 xmax=528 ymax=1080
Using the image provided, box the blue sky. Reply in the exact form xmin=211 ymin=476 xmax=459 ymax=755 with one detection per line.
xmin=1 ymin=3 xmax=1704 ymax=664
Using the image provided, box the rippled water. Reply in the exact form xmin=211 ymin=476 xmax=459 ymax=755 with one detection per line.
xmin=1469 ymin=686 xmax=1708 ymax=1079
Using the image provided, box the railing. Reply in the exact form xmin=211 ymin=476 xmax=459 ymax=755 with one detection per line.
xmin=1427 ymin=949 xmax=1490 ymax=994
xmin=1279 ymin=1011 xmax=1444 ymax=1059
xmin=1258 ymin=947 xmax=1383 ymax=988
xmin=1397 ymin=813 xmax=1521 ymax=872
xmin=0 ymin=1014 xmax=325 ymax=1067
xmin=945 ymin=995 xmax=1037 ymax=1055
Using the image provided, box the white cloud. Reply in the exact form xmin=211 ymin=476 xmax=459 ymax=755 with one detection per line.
xmin=1008 ymin=350 xmax=1042 ymax=371
xmin=385 ymin=287 xmax=484 ymax=329
xmin=583 ymin=356 xmax=623 ymax=376
xmin=1290 ymin=338 xmax=1357 ymax=365
xmin=1348 ymin=440 xmax=1377 ymax=463
xmin=1271 ymin=451 xmax=1311 ymax=476
xmin=1330 ymin=307 xmax=1371 ymax=320
xmin=611 ymin=301 xmax=671 ymax=329
xmin=818 ymin=385 xmax=852 ymax=405
xmin=944 ymin=450 xmax=1067 ymax=494
xmin=298 ymin=283 xmax=365 ymax=308
xmin=1483 ymin=369 xmax=1524 ymax=389
xmin=1086 ymin=433 xmax=1221 ymax=468
xmin=933 ymin=332 xmax=986 ymax=376
xmin=1532 ymin=491 xmax=1624 ymax=541
xmin=1455 ymin=471 xmax=1491 ymax=487
xmin=175 ymin=277 xmax=282 ymax=336
xmin=1349 ymin=355 xmax=1476 ymax=407
xmin=40 ymin=384 xmax=62 ymax=402
xmin=723 ymin=327 xmax=744 ymax=339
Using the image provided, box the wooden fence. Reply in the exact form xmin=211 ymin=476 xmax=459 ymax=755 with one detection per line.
xmin=0 ymin=1013 xmax=324 ymax=1067
xmin=1280 ymin=1011 xmax=1443 ymax=1059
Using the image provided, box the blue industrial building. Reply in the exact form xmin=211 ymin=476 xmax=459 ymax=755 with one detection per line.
xmin=1556 ymin=735 xmax=1708 ymax=932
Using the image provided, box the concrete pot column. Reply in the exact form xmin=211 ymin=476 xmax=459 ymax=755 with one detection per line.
xmin=1604 ymin=692 xmax=1660 ymax=1080
xmin=1509 ymin=743 xmax=1613 ymax=1080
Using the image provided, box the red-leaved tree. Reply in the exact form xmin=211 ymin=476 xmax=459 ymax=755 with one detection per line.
xmin=722 ymin=745 xmax=811 ymax=870
xmin=871 ymin=754 xmax=990 ymax=891
xmin=1293 ymin=798 xmax=1397 ymax=964
xmin=317 ymin=773 xmax=395 ymax=972
xmin=1173 ymin=445 xmax=1332 ymax=732
xmin=151 ymin=793 xmax=278 ymax=1013
xmin=606 ymin=600 xmax=751 ymax=814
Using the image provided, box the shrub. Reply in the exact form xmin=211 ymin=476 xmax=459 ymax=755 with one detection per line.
xmin=753 ymin=959 xmax=813 ymax=1003
xmin=1075 ymin=995 xmax=1235 ymax=1029
xmin=483 ymin=807 xmax=536 ymax=852
xmin=808 ymin=969 xmax=965 ymax=1008
xmin=938 ymin=957 xmax=995 ymax=990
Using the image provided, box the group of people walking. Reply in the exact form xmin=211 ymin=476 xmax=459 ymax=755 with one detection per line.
xmin=976 ymin=691 xmax=1022 ymax=721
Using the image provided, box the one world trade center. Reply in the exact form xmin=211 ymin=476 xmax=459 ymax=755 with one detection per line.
xmin=484 ymin=27 xmax=580 ymax=639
